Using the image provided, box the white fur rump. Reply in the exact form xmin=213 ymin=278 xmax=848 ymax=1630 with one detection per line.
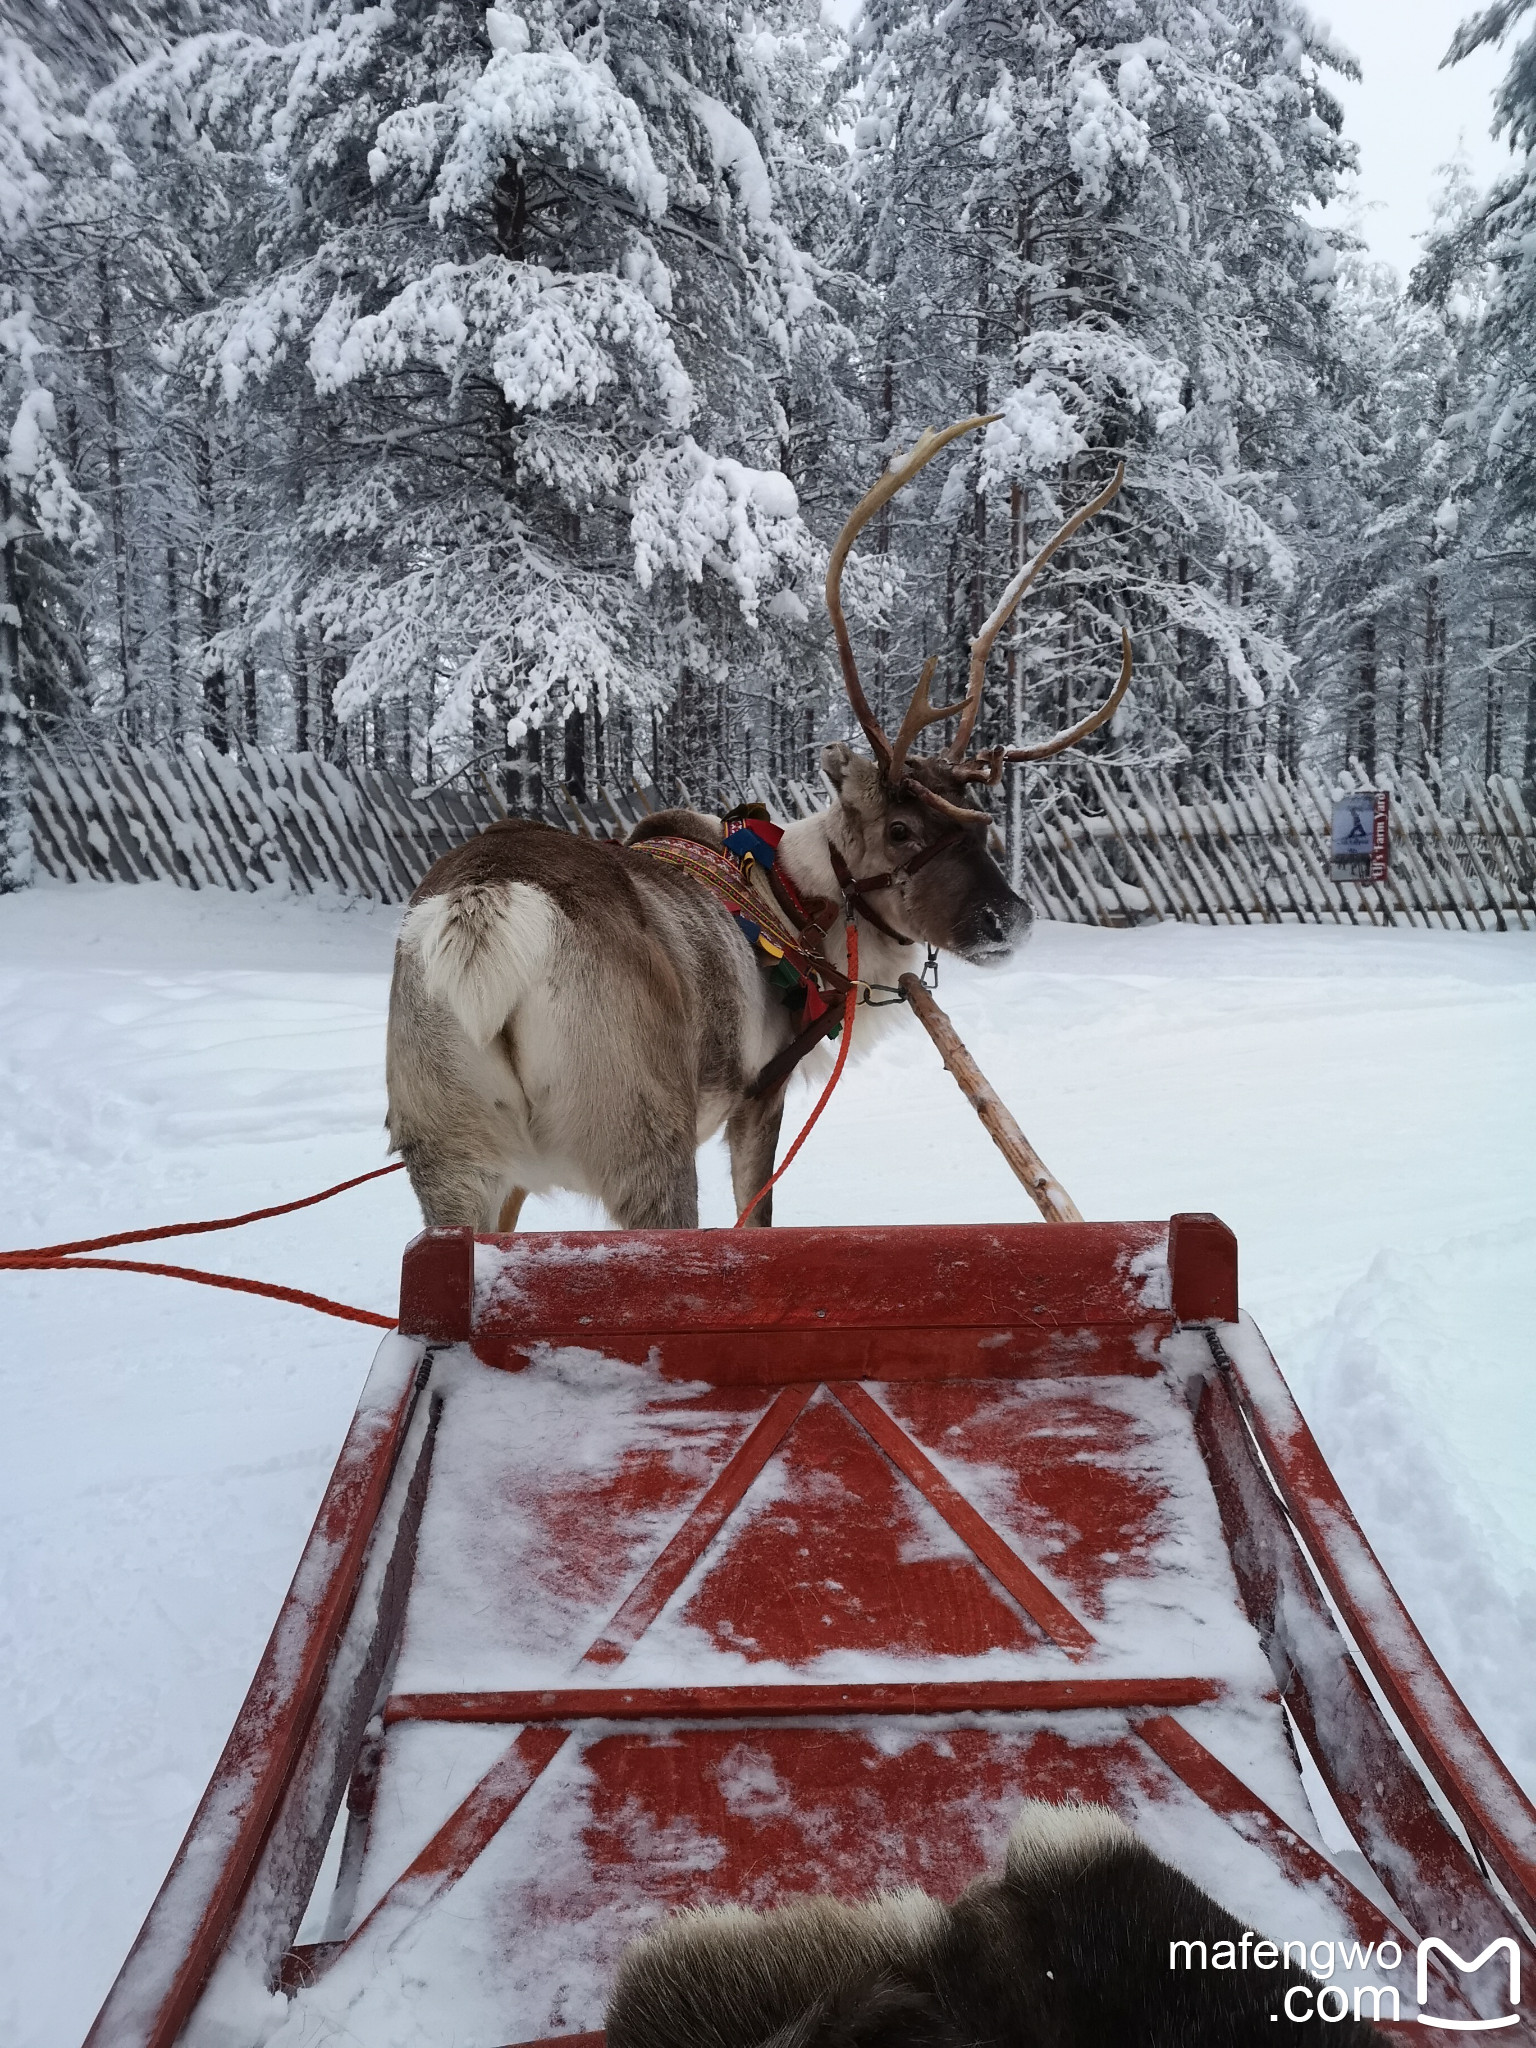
xmin=400 ymin=881 xmax=561 ymax=1046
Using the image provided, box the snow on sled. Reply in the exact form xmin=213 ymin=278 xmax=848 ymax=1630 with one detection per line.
xmin=86 ymin=1215 xmax=1536 ymax=2047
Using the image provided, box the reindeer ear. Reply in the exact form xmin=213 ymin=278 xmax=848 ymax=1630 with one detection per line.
xmin=821 ymin=740 xmax=855 ymax=789
xmin=822 ymin=744 xmax=884 ymax=819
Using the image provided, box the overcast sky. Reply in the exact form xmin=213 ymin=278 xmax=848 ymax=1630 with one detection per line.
xmin=1310 ymin=0 xmax=1520 ymax=280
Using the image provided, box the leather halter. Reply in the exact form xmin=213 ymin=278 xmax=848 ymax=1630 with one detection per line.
xmin=748 ymin=829 xmax=961 ymax=1094
xmin=633 ymin=813 xmax=965 ymax=1100
xmin=827 ymin=831 xmax=963 ymax=946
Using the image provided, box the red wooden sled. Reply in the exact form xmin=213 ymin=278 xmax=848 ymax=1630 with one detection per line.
xmin=85 ymin=1215 xmax=1535 ymax=2046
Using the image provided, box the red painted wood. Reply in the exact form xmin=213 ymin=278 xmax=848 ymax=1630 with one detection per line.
xmin=357 ymin=1715 xmax=1442 ymax=2040
xmin=1221 ymin=1325 xmax=1536 ymax=1931
xmin=575 ymin=1719 xmax=1202 ymax=1910
xmin=1193 ymin=1368 xmax=1531 ymax=1972
xmin=468 ymin=1223 xmax=1172 ymax=1379
xmin=399 ymin=1225 xmax=475 ymax=1340
xmin=1138 ymin=1714 xmax=1484 ymax=2025
xmin=675 ymin=1390 xmax=1051 ymax=1663
xmin=345 ymin=1356 xmax=1221 ymax=1951
xmin=1133 ymin=1714 xmax=1406 ymax=1949
xmin=383 ymin=1677 xmax=1226 ymax=1724
xmin=874 ymin=1380 xmax=1185 ymax=1624
xmin=94 ymin=1214 xmax=1536 ymax=2047
xmin=346 ymin=1376 xmax=1131 ymax=1943
xmin=833 ymin=1383 xmax=1094 ymax=1651
xmin=340 ymin=1385 xmax=815 ymax=1947
xmin=342 ymin=1724 xmax=570 ymax=1953
xmin=278 ymin=1942 xmax=343 ymax=1993
xmin=583 ymin=1383 xmax=816 ymax=1666
xmin=477 ymin=1222 xmax=1169 ymax=1330
xmin=425 ymin=1379 xmax=768 ymax=1674
xmin=353 ymin=1372 xmax=1112 ymax=1941
xmin=1168 ymin=1212 xmax=1238 ymax=1323
xmin=472 ymin=1324 xmax=1167 ymax=1382
xmin=497 ymin=2035 xmax=606 ymax=2048
xmin=83 ymin=1338 xmax=426 ymax=2048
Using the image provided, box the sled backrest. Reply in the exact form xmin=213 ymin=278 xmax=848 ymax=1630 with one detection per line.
xmin=398 ymin=1212 xmax=1238 ymax=1380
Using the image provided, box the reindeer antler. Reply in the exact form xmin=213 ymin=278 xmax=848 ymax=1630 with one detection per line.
xmin=1003 ymin=625 xmax=1132 ymax=761
xmin=826 ymin=432 xmax=1132 ymax=814
xmin=950 ymin=461 xmax=1127 ymax=761
xmin=825 ymin=415 xmax=1000 ymax=765
xmin=888 ymin=655 xmax=972 ymax=784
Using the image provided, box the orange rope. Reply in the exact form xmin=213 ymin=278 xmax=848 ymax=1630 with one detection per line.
xmin=6 ymin=1254 xmax=396 ymax=1327
xmin=0 ymin=1162 xmax=407 ymax=1326
xmin=5 ymin=1161 xmax=405 ymax=1262
xmin=735 ymin=921 xmax=858 ymax=1227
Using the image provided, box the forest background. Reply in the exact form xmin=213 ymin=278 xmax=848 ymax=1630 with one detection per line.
xmin=3 ymin=0 xmax=1535 ymax=888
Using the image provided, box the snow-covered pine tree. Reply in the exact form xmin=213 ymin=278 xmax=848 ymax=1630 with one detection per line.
xmin=1288 ymin=250 xmax=1466 ymax=780
xmin=1440 ymin=0 xmax=1536 ymax=782
xmin=75 ymin=3 xmax=310 ymax=753
xmin=1 ymin=30 xmax=101 ymax=889
xmin=100 ymin=0 xmax=850 ymax=800
xmin=1317 ymin=160 xmax=1519 ymax=785
xmin=845 ymin=0 xmax=1357 ymax=826
xmin=9 ymin=0 xmax=1519 ymax=870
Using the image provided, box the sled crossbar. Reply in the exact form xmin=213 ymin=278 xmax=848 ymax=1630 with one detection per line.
xmin=382 ymin=1678 xmax=1228 ymax=1724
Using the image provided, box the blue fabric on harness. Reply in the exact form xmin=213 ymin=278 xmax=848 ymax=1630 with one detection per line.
xmin=720 ymin=812 xmax=835 ymax=1031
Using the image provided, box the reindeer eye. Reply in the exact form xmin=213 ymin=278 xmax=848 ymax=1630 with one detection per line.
xmin=889 ymin=821 xmax=913 ymax=844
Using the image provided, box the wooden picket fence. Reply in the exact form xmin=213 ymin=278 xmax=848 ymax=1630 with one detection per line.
xmin=1015 ymin=758 xmax=1536 ymax=932
xmin=25 ymin=732 xmax=1536 ymax=931
xmin=29 ymin=734 xmax=510 ymax=902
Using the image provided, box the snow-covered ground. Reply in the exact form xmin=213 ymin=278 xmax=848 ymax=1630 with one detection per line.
xmin=2 ymin=879 xmax=1533 ymax=2048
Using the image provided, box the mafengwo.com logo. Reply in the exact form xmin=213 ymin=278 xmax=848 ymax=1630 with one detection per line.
xmin=1168 ymin=1931 xmax=1523 ymax=2028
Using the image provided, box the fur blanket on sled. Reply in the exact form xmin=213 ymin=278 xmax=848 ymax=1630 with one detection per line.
xmin=605 ymin=1801 xmax=1392 ymax=2048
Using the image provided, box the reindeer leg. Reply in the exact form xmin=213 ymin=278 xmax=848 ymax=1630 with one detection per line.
xmin=602 ymin=1149 xmax=699 ymax=1229
xmin=727 ymin=1090 xmax=786 ymax=1228
xmin=594 ymin=1095 xmax=701 ymax=1229
xmin=399 ymin=1142 xmax=521 ymax=1233
xmin=496 ymin=1187 xmax=528 ymax=1232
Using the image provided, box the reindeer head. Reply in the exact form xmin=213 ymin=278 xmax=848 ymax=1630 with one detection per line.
xmin=822 ymin=418 xmax=1131 ymax=966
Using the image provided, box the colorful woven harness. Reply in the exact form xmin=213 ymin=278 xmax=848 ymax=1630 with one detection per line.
xmin=634 ymin=805 xmax=952 ymax=1101
xmin=637 ymin=814 xmax=843 ymax=1035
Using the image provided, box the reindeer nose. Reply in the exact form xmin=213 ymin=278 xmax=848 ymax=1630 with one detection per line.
xmin=970 ymin=896 xmax=1030 ymax=958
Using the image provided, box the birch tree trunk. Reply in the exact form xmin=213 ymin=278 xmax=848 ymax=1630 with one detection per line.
xmin=97 ymin=253 xmax=136 ymax=738
xmin=0 ymin=477 xmax=31 ymax=891
xmin=166 ymin=542 xmax=180 ymax=738
xmin=196 ymin=430 xmax=227 ymax=747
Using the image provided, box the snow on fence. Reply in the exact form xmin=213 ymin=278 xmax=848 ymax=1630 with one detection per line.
xmin=29 ymin=734 xmax=503 ymax=902
xmin=27 ymin=735 xmax=1536 ymax=931
xmin=1014 ymin=759 xmax=1536 ymax=932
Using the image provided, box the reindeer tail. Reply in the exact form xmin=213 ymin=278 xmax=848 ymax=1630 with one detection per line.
xmin=400 ymin=881 xmax=560 ymax=1047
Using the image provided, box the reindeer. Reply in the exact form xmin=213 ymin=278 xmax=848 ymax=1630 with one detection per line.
xmin=385 ymin=419 xmax=1130 ymax=1231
